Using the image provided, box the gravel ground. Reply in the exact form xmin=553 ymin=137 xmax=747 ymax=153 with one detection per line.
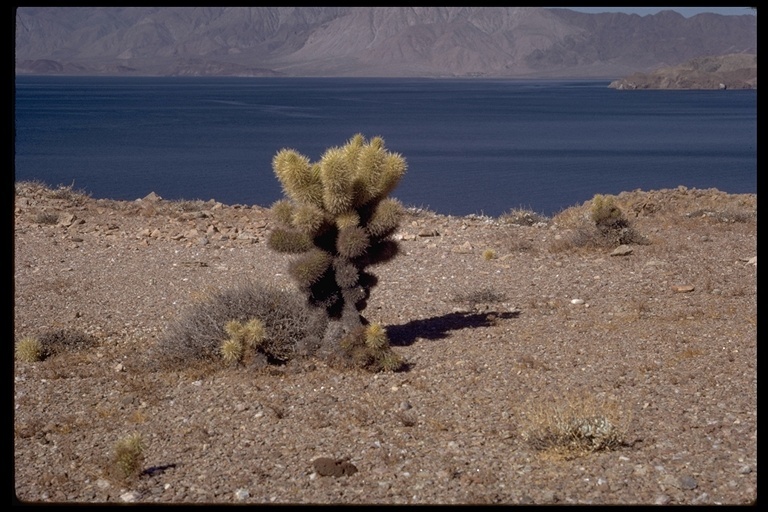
xmin=13 ymin=182 xmax=757 ymax=505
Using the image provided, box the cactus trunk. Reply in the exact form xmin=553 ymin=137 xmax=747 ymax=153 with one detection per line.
xmin=267 ymin=134 xmax=406 ymax=370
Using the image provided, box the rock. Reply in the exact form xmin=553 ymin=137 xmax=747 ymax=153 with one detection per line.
xmin=120 ymin=491 xmax=141 ymax=502
xmin=57 ymin=212 xmax=76 ymax=227
xmin=610 ymin=245 xmax=633 ymax=256
xmin=312 ymin=457 xmax=358 ymax=477
xmin=452 ymin=241 xmax=473 ymax=253
xmin=141 ymin=191 xmax=162 ymax=202
xmin=679 ymin=475 xmax=698 ymax=490
xmin=671 ymin=285 xmax=695 ymax=293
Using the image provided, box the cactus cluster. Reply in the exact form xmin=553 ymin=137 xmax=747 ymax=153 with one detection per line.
xmin=220 ymin=318 xmax=267 ymax=364
xmin=267 ymin=134 xmax=406 ymax=356
xmin=337 ymin=322 xmax=404 ymax=372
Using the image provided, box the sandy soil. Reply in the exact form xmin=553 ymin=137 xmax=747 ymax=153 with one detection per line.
xmin=13 ymin=181 xmax=757 ymax=504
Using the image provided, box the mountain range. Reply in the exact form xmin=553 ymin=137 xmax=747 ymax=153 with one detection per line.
xmin=14 ymin=7 xmax=757 ymax=79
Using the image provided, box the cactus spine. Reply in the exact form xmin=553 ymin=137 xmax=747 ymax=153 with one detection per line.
xmin=268 ymin=134 xmax=406 ymax=359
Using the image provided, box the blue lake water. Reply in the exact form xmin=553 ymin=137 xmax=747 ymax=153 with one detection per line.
xmin=14 ymin=76 xmax=756 ymax=217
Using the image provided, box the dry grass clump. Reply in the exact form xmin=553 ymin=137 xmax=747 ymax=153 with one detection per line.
xmin=520 ymin=392 xmax=632 ymax=460
xmin=499 ymin=208 xmax=549 ymax=226
xmin=452 ymin=286 xmax=508 ymax=305
xmin=482 ymin=248 xmax=497 ymax=260
xmin=16 ymin=328 xmax=97 ymax=362
xmin=549 ymin=194 xmax=648 ymax=252
xmin=34 ymin=211 xmax=60 ymax=225
xmin=46 ymin=183 xmax=91 ymax=204
xmin=151 ymin=281 xmax=327 ymax=370
xmin=110 ymin=432 xmax=145 ymax=483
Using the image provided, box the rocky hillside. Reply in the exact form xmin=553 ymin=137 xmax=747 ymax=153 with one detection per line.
xmin=14 ymin=7 xmax=756 ymax=78
xmin=608 ymin=53 xmax=757 ymax=90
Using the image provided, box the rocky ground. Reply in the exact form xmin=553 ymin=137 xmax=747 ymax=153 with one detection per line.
xmin=13 ymin=181 xmax=757 ymax=504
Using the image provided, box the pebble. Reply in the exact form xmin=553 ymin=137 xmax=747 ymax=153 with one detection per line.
xmin=570 ymin=298 xmax=585 ymax=305
xmin=679 ymin=475 xmax=698 ymax=490
xmin=120 ymin=491 xmax=141 ymax=502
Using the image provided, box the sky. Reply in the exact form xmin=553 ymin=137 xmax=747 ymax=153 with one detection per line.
xmin=563 ymin=7 xmax=755 ymax=17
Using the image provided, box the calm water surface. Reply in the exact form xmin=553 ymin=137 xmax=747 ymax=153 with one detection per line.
xmin=14 ymin=76 xmax=756 ymax=217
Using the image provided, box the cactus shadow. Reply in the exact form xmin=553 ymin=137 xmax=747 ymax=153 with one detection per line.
xmin=386 ymin=310 xmax=519 ymax=347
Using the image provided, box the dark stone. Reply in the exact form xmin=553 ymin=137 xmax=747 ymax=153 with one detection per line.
xmin=312 ymin=457 xmax=358 ymax=477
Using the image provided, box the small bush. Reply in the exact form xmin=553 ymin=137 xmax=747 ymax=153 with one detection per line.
xmin=521 ymin=392 xmax=631 ymax=460
xmin=34 ymin=211 xmax=60 ymax=225
xmin=499 ymin=208 xmax=549 ymax=226
xmin=112 ymin=432 xmax=145 ymax=482
xmin=550 ymin=195 xmax=648 ymax=252
xmin=173 ymin=199 xmax=206 ymax=212
xmin=452 ymin=287 xmax=507 ymax=305
xmin=589 ymin=194 xmax=647 ymax=246
xmin=47 ymin=183 xmax=91 ymax=204
xmin=34 ymin=328 xmax=97 ymax=360
xmin=152 ymin=281 xmax=327 ymax=370
xmin=482 ymin=248 xmax=497 ymax=260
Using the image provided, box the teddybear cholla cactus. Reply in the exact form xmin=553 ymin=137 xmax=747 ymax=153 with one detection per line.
xmin=268 ymin=134 xmax=406 ymax=355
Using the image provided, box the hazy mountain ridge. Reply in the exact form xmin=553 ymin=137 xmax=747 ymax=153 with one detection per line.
xmin=15 ymin=7 xmax=756 ymax=78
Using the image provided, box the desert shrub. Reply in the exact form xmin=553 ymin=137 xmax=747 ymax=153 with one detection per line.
xmin=499 ymin=208 xmax=549 ymax=226
xmin=521 ymin=392 xmax=631 ymax=460
xmin=111 ymin=432 xmax=145 ymax=482
xmin=589 ymin=194 xmax=647 ymax=246
xmin=173 ymin=199 xmax=206 ymax=212
xmin=32 ymin=328 xmax=97 ymax=360
xmin=152 ymin=281 xmax=327 ymax=370
xmin=15 ymin=336 xmax=43 ymax=363
xmin=46 ymin=182 xmax=91 ymax=204
xmin=550 ymin=195 xmax=647 ymax=252
xmin=34 ymin=211 xmax=60 ymax=225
